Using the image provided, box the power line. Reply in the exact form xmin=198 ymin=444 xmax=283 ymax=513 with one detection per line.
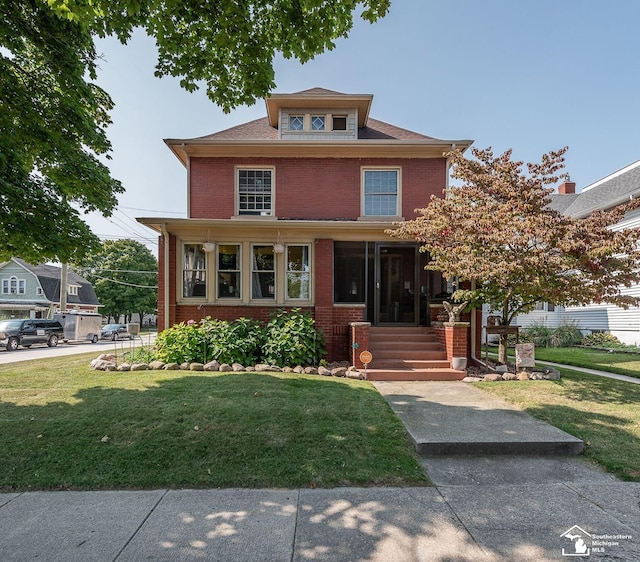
xmin=91 ymin=274 xmax=158 ymax=289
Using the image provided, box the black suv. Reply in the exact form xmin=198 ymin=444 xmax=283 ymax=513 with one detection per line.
xmin=0 ymin=319 xmax=65 ymax=351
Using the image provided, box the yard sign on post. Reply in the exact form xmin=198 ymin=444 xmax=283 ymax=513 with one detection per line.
xmin=359 ymin=350 xmax=372 ymax=379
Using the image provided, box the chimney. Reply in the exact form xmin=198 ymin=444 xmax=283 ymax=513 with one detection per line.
xmin=558 ymin=181 xmax=576 ymax=195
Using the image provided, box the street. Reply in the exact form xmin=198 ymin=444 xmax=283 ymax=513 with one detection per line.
xmin=0 ymin=332 xmax=157 ymax=365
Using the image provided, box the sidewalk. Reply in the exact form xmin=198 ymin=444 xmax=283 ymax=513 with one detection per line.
xmin=0 ymin=381 xmax=638 ymax=561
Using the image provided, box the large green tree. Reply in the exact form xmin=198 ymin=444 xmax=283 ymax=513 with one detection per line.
xmin=391 ymin=147 xmax=640 ymax=364
xmin=2 ymin=0 xmax=390 ymax=263
xmin=79 ymin=239 xmax=158 ymax=324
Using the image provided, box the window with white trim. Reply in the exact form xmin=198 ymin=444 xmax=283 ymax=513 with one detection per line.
xmin=217 ymin=244 xmax=241 ymax=299
xmin=311 ymin=115 xmax=325 ymax=131
xmin=238 ymin=168 xmax=273 ymax=216
xmin=289 ymin=115 xmax=304 ymax=131
xmin=68 ymin=285 xmax=79 ymax=296
xmin=362 ymin=169 xmax=400 ymax=216
xmin=286 ymin=245 xmax=310 ymax=300
xmin=183 ymin=244 xmax=207 ymax=298
xmin=252 ymin=245 xmax=275 ymax=299
xmin=2 ymin=276 xmax=25 ymax=295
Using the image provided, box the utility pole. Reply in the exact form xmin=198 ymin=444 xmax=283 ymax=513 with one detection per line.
xmin=60 ymin=263 xmax=68 ymax=312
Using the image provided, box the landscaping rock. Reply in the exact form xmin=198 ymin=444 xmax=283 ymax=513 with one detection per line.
xmin=190 ymin=363 xmax=204 ymax=371
xmin=331 ymin=367 xmax=347 ymax=377
xmin=254 ymin=363 xmax=270 ymax=372
xmin=293 ymin=366 xmax=305 ymax=374
xmin=495 ymin=365 xmax=509 ymax=373
xmin=130 ymin=363 xmax=148 ymax=371
xmin=219 ymin=363 xmax=233 ymax=372
xmin=105 ymin=364 xmax=117 ymax=371
xmin=265 ymin=365 xmax=282 ymax=372
xmin=502 ymin=373 xmax=518 ymax=381
xmin=204 ymin=360 xmax=220 ymax=371
xmin=232 ymin=363 xmax=246 ymax=372
xmin=318 ymin=366 xmax=332 ymax=376
xmin=282 ymin=366 xmax=293 ymax=373
xmin=90 ymin=359 xmax=115 ymax=371
xmin=543 ymin=367 xmax=561 ymax=380
xmin=164 ymin=363 xmax=180 ymax=370
xmin=180 ymin=362 xmax=190 ymax=370
xmin=245 ymin=366 xmax=255 ymax=372
xmin=96 ymin=353 xmax=118 ymax=362
xmin=117 ymin=363 xmax=131 ymax=371
xmin=148 ymin=360 xmax=165 ymax=370
xmin=346 ymin=370 xmax=363 ymax=380
xmin=483 ymin=374 xmax=503 ymax=382
xmin=304 ymin=367 xmax=318 ymax=375
xmin=518 ymin=372 xmax=530 ymax=381
xmin=462 ymin=376 xmax=483 ymax=383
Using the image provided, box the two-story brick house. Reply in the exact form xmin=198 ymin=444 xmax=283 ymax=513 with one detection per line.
xmin=138 ymin=88 xmax=473 ymax=369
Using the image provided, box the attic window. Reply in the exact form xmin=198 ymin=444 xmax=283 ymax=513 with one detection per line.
xmin=68 ymin=285 xmax=79 ymax=296
xmin=289 ymin=115 xmax=304 ymax=131
xmin=332 ymin=115 xmax=347 ymax=131
xmin=311 ymin=115 xmax=325 ymax=131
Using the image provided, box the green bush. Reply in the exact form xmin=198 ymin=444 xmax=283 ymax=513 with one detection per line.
xmin=153 ymin=320 xmax=206 ymax=364
xmin=262 ymin=308 xmax=326 ymax=367
xmin=550 ymin=322 xmax=584 ymax=348
xmin=581 ymin=332 xmax=623 ymax=348
xmin=203 ymin=317 xmax=264 ymax=365
xmin=523 ymin=322 xmax=554 ymax=348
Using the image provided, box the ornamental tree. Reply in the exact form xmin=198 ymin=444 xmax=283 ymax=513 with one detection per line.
xmin=390 ymin=146 xmax=640 ymax=364
xmin=2 ymin=0 xmax=389 ymax=263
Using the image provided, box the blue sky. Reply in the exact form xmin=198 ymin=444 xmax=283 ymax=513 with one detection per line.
xmin=89 ymin=1 xmax=640 ymax=253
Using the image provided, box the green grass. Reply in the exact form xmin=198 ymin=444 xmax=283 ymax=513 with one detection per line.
xmin=0 ymin=353 xmax=428 ymax=491
xmin=531 ymin=346 xmax=640 ymax=379
xmin=477 ymin=368 xmax=640 ymax=481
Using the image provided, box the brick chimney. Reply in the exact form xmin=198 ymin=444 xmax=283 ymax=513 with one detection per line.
xmin=558 ymin=181 xmax=576 ymax=194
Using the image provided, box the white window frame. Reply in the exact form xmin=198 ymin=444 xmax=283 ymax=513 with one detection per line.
xmin=68 ymin=285 xmax=79 ymax=296
xmin=289 ymin=115 xmax=304 ymax=131
xmin=361 ymin=167 xmax=402 ymax=217
xmin=216 ymin=243 xmax=242 ymax=300
xmin=285 ymin=244 xmax=311 ymax=301
xmin=236 ymin=167 xmax=275 ymax=217
xmin=3 ymin=276 xmax=26 ymax=295
xmin=311 ymin=115 xmax=326 ymax=131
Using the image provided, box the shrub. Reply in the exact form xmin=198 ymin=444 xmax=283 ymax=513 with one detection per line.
xmin=262 ymin=308 xmax=326 ymax=367
xmin=550 ymin=322 xmax=584 ymax=348
xmin=581 ymin=332 xmax=623 ymax=348
xmin=153 ymin=320 xmax=206 ymax=364
xmin=204 ymin=317 xmax=264 ymax=365
xmin=522 ymin=322 xmax=554 ymax=348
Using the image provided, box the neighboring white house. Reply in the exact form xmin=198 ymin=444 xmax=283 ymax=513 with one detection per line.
xmin=483 ymin=159 xmax=640 ymax=345
xmin=0 ymin=258 xmax=100 ymax=319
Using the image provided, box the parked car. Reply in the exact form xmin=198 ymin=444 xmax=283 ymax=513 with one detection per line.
xmin=101 ymin=323 xmax=135 ymax=341
xmin=0 ymin=319 xmax=65 ymax=351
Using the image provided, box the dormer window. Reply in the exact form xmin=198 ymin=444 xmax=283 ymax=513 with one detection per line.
xmin=289 ymin=115 xmax=304 ymax=131
xmin=311 ymin=115 xmax=325 ymax=131
xmin=332 ymin=115 xmax=347 ymax=131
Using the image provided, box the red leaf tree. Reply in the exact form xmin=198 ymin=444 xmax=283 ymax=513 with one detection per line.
xmin=391 ymin=146 xmax=640 ymax=364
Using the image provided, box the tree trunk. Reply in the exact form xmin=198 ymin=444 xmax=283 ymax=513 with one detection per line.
xmin=498 ymin=333 xmax=508 ymax=364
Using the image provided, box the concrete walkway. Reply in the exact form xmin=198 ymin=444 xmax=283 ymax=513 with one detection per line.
xmin=1 ymin=381 xmax=638 ymax=561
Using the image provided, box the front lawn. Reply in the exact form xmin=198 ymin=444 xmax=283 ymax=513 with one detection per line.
xmin=532 ymin=346 xmax=640 ymax=379
xmin=0 ymin=353 xmax=428 ymax=491
xmin=477 ymin=368 xmax=640 ymax=481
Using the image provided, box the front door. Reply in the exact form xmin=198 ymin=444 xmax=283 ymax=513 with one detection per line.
xmin=375 ymin=244 xmax=419 ymax=325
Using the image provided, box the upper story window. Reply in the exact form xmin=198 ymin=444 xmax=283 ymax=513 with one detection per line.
xmin=289 ymin=115 xmax=304 ymax=131
xmin=311 ymin=115 xmax=325 ymax=131
xmin=2 ymin=276 xmax=25 ymax=295
xmin=332 ymin=115 xmax=347 ymax=131
xmin=217 ymin=244 xmax=241 ymax=299
xmin=68 ymin=285 xmax=79 ymax=296
xmin=237 ymin=168 xmax=273 ymax=216
xmin=183 ymin=243 xmax=207 ymax=298
xmin=362 ymin=168 xmax=400 ymax=216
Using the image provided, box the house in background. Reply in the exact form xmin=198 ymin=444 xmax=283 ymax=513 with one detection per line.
xmin=0 ymin=258 xmax=100 ymax=319
xmin=138 ymin=88 xmax=476 ymax=373
xmin=489 ymin=160 xmax=640 ymax=345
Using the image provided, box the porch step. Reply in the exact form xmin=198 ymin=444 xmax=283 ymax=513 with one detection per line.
xmin=366 ymin=326 xmax=461 ymax=381
xmin=365 ymin=368 xmax=466 ymax=382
